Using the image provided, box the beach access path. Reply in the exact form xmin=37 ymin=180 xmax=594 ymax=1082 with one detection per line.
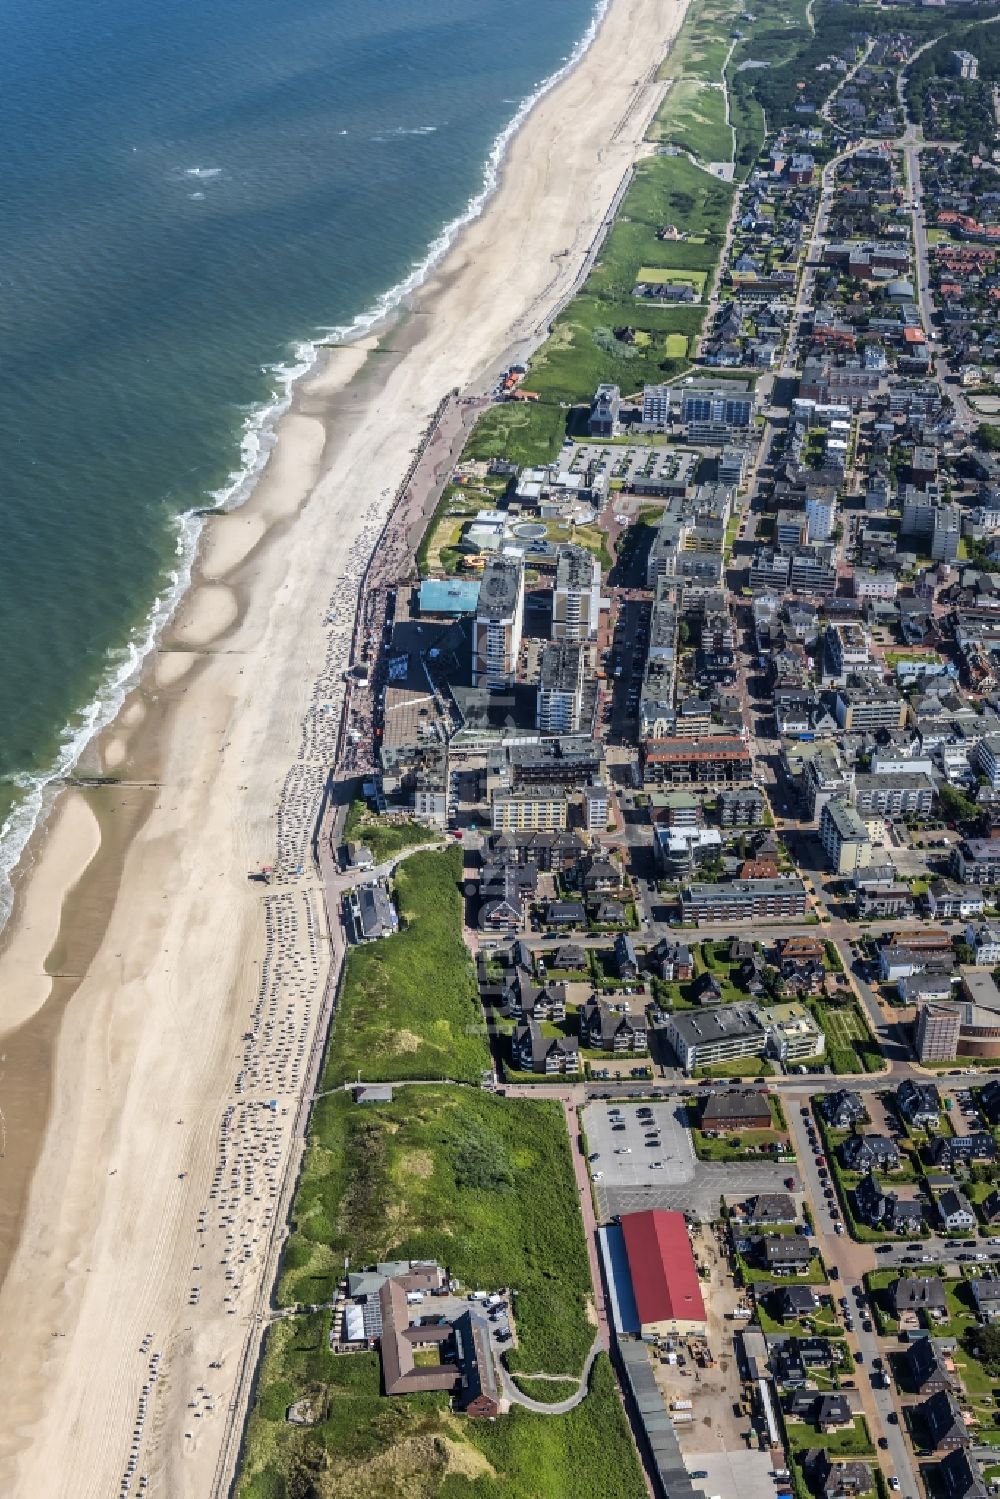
xmin=0 ymin=0 xmax=690 ymax=1494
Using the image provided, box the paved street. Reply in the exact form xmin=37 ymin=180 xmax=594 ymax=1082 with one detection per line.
xmin=784 ymin=1106 xmax=921 ymax=1499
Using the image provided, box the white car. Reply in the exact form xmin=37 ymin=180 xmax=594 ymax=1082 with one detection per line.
xmin=614 ymin=1147 xmax=632 ymax=1155
xmin=890 ymin=1481 xmax=900 ymax=1492
xmin=649 ymin=1161 xmax=664 ymax=1170
xmin=592 ymin=1171 xmax=604 ymax=1182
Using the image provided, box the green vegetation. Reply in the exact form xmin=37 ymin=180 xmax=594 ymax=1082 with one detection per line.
xmin=325 ymin=848 xmax=488 ymax=1085
xmin=811 ymin=999 xmax=884 ymax=1074
xmin=510 ymin=1375 xmax=580 ymax=1404
xmin=280 ymin=1086 xmax=594 ymax=1377
xmin=649 ymin=80 xmax=733 ymax=163
xmin=343 ymin=800 xmax=440 ymax=864
xmin=239 ymin=1343 xmax=644 ymax=1499
xmin=693 ymin=1126 xmax=789 ymax=1161
xmin=785 ymin=1416 xmax=874 ymax=1459
xmin=939 ymin=781 xmax=979 ymax=825
xmin=693 ymin=1055 xmax=775 ymax=1078
xmin=738 ymin=1250 xmax=827 ymax=1286
xmin=661 ymin=0 xmax=741 ymax=82
xmin=462 ymin=401 xmax=568 ymax=468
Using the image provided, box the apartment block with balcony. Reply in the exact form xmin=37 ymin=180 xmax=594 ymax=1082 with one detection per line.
xmin=472 ymin=557 xmax=524 ymax=690
xmin=820 ymin=797 xmax=873 ymax=875
xmin=491 ymin=787 xmax=568 ymax=833
xmin=536 ymin=640 xmax=585 ymax=734
xmin=551 ymin=544 xmax=601 ymax=642
xmin=853 ymin=772 xmax=935 ymax=818
xmin=833 ymin=680 xmax=907 ymax=732
xmin=679 ymin=878 xmax=808 ymax=922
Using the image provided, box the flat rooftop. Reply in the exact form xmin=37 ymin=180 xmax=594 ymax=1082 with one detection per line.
xmin=539 ymin=640 xmax=584 ymax=695
xmin=477 ymin=557 xmax=523 ymax=620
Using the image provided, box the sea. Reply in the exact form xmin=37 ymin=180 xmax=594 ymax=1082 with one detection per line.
xmin=0 ymin=0 xmax=604 ymax=920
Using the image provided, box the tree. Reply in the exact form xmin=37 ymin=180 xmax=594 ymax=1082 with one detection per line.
xmin=977 ymin=423 xmax=1000 ymax=453
xmin=966 ymin=1322 xmax=1000 ymax=1374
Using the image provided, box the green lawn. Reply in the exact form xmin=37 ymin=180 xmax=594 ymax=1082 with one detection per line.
xmin=693 ymin=1056 xmax=775 ymax=1078
xmin=324 ymin=847 xmax=489 ymax=1085
xmin=279 ymin=1086 xmax=595 ymax=1377
xmin=343 ymin=799 xmax=441 ymax=864
xmin=452 ymin=152 xmax=732 ymax=474
xmin=692 ymin=1127 xmax=790 ymax=1162
xmin=636 ymin=266 xmax=708 ymax=292
xmin=738 ymin=1252 xmax=827 ymax=1286
xmin=786 ymin=1416 xmax=874 ymax=1458
xmin=811 ymin=1000 xmax=884 ymax=1074
xmin=238 ymin=1340 xmax=645 ymax=1499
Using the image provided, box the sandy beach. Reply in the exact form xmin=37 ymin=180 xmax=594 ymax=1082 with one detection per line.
xmin=0 ymin=0 xmax=687 ymax=1492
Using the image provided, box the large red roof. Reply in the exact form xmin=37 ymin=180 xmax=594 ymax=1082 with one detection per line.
xmin=621 ymin=1210 xmax=706 ymax=1327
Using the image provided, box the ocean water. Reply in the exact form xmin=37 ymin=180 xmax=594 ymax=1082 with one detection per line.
xmin=0 ymin=0 xmax=602 ymax=916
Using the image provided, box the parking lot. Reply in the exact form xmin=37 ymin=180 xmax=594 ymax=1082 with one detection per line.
xmin=584 ymin=1100 xmax=800 ymax=1222
xmin=584 ymin=1100 xmax=695 ymax=1190
xmin=681 ymin=1450 xmax=778 ymax=1499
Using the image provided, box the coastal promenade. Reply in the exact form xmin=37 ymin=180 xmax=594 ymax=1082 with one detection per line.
xmin=0 ymin=0 xmax=692 ymax=1494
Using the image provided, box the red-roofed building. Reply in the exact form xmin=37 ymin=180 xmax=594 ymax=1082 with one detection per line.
xmin=620 ymin=1210 xmax=707 ymax=1337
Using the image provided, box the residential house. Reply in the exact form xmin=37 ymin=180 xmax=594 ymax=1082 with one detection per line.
xmin=578 ymin=998 xmax=648 ymax=1054
xmin=981 ymin=1079 xmax=1000 ymax=1125
xmin=841 ymin=1135 xmax=901 ymax=1173
xmin=552 ymin=941 xmax=587 ymax=971
xmin=502 ymin=976 xmax=568 ymax=1023
xmin=966 ymin=923 xmax=1000 ymax=967
xmin=511 ymin=1020 xmax=579 ymax=1076
xmin=746 ymin=1192 xmax=797 ymax=1226
xmin=971 ymin=1279 xmax=1000 ymax=1324
xmin=614 ymin=932 xmax=639 ymax=980
xmin=897 ymin=1080 xmax=941 ymax=1128
xmin=781 ymin=1285 xmax=821 ymax=1321
xmin=545 ymin=899 xmax=586 ymax=929
xmin=933 ymin=1448 xmax=988 ymax=1499
xmin=891 ymin=1277 xmax=948 ymax=1321
xmin=758 ymin=1236 xmax=814 ymax=1275
xmin=785 ymin=1390 xmax=853 ymax=1429
xmin=928 ymin=1134 xmax=996 ymax=1169
xmin=805 ymin=1452 xmax=874 ymax=1499
xmin=702 ymin=1089 xmax=772 ymax=1133
xmin=822 ymin=1090 xmax=867 ymax=1129
xmin=900 ymin=1335 xmax=957 ymax=1396
xmin=917 ymin=1390 xmax=971 ymax=1452
xmin=647 ymin=938 xmax=694 ymax=981
xmin=854 ymin=1172 xmax=923 ymax=1234
xmin=941 ymin=1193 xmax=977 ymax=1229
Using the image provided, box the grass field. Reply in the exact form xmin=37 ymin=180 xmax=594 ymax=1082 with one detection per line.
xmin=343 ymin=801 xmax=440 ymax=864
xmin=649 ymin=79 xmax=733 ymax=163
xmin=637 ymin=266 xmax=707 ymax=292
xmin=461 ymin=401 xmax=568 ymax=468
xmin=238 ymin=1342 xmax=645 ymax=1499
xmin=323 ymin=847 xmax=489 ymax=1086
xmin=278 ymin=1086 xmax=596 ymax=1377
xmin=660 ymin=0 xmax=741 ymax=81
